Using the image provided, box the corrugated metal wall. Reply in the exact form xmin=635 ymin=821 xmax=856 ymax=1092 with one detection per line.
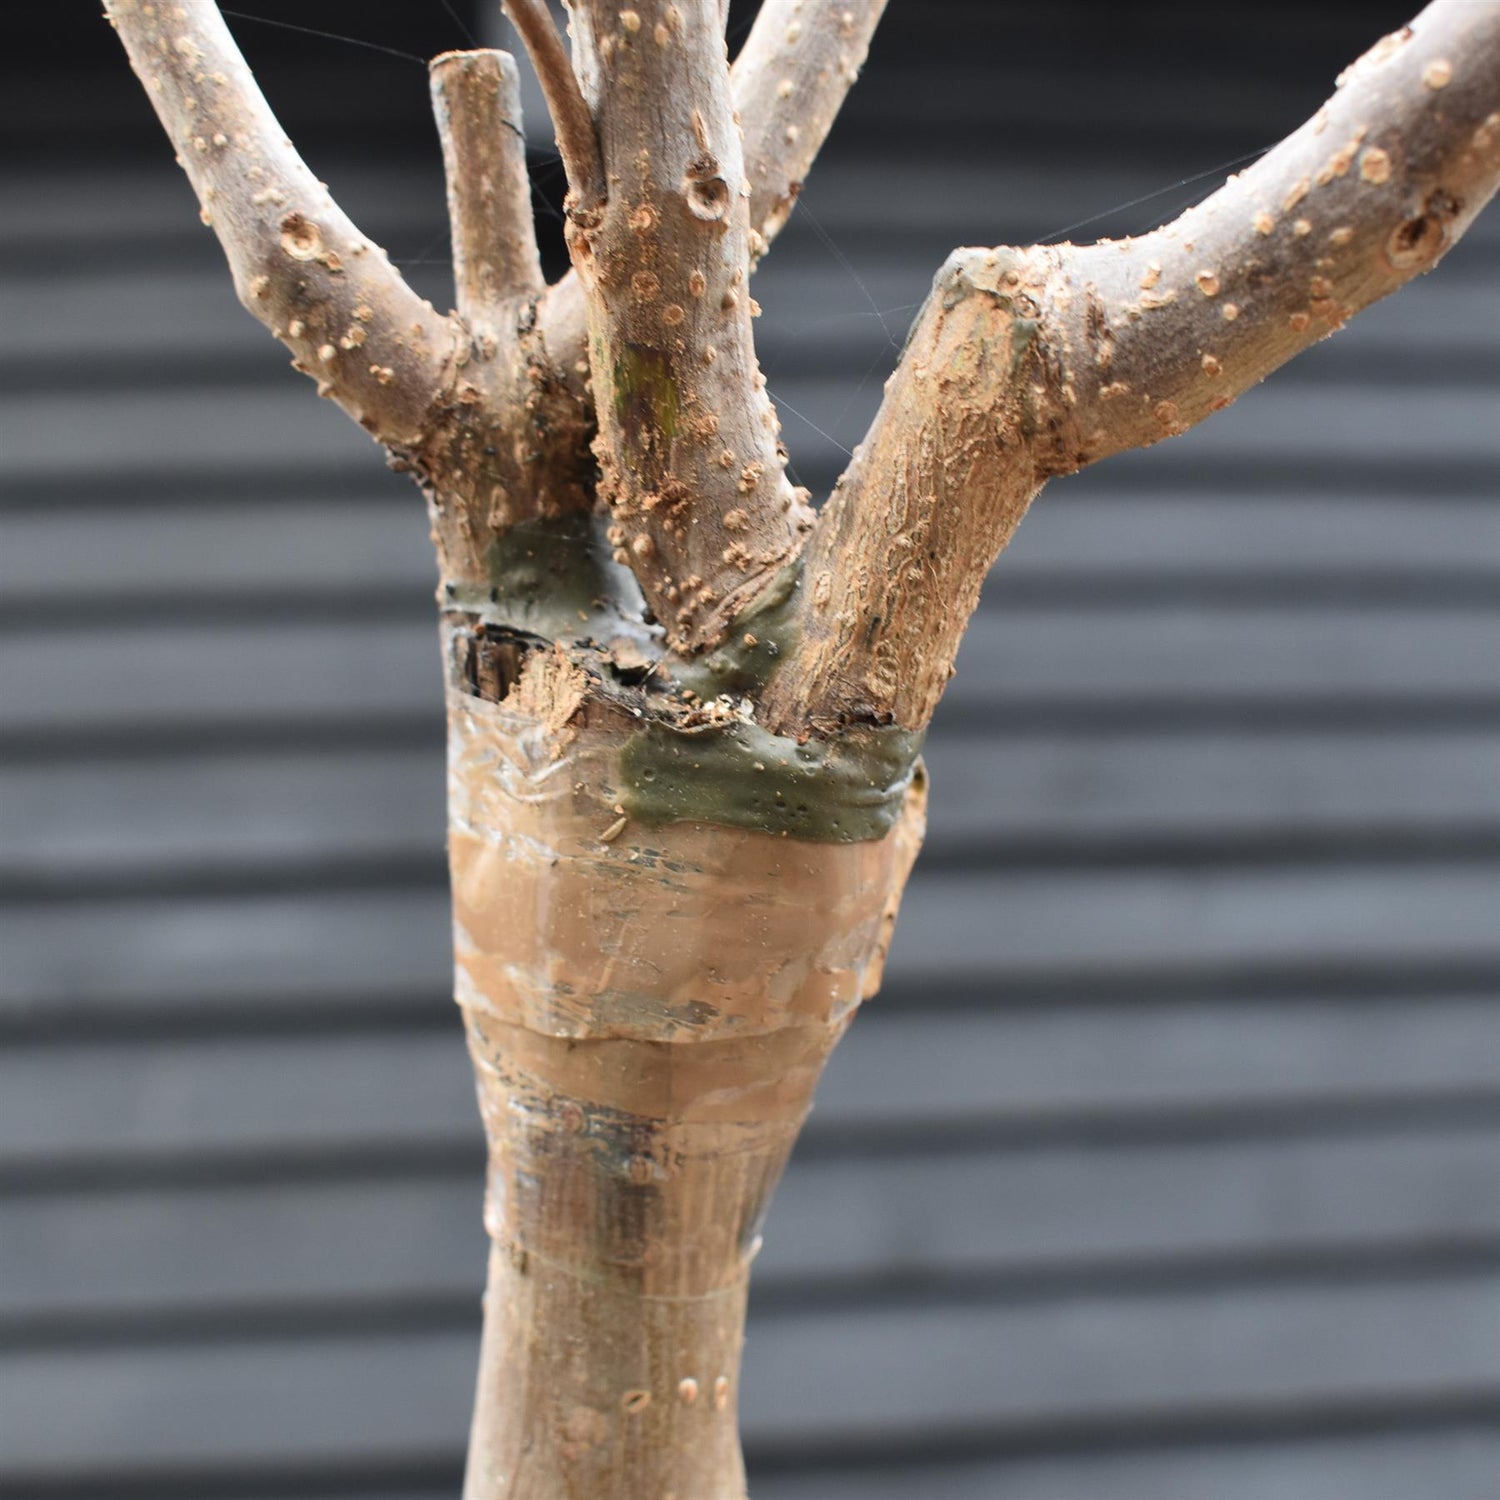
xmin=4 ymin=1 xmax=1500 ymax=1494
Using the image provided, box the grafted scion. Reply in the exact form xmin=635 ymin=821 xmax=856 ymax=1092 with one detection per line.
xmin=761 ymin=0 xmax=1500 ymax=735
xmin=554 ymin=0 xmax=815 ymax=653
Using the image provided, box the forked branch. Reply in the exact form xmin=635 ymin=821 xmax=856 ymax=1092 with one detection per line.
xmin=762 ymin=0 xmax=1500 ymax=736
xmin=103 ymin=0 xmax=454 ymax=446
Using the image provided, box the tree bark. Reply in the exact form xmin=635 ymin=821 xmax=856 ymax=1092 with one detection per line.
xmin=103 ymin=0 xmax=454 ymax=442
xmin=760 ymin=0 xmax=1500 ymax=734
xmin=100 ymin=0 xmax=1500 ymax=1493
xmin=560 ymin=0 xmax=814 ymax=650
xmin=430 ymin=49 xmax=546 ymax=326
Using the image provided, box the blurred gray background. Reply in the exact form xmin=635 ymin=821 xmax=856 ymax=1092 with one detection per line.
xmin=4 ymin=0 xmax=1500 ymax=1494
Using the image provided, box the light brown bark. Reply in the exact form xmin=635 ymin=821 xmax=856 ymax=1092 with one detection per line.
xmin=502 ymin=0 xmax=605 ymax=211
xmin=559 ymin=0 xmax=813 ymax=650
xmin=103 ymin=0 xmax=455 ymax=445
xmin=431 ymin=50 xmax=546 ymax=325
xmin=761 ymin=0 xmax=1500 ymax=734
xmin=447 ymin=649 xmax=923 ymax=1499
xmin=520 ymin=0 xmax=889 ymax=525
xmin=419 ymin=46 xmax=600 ymax=588
xmin=101 ymin=0 xmax=1500 ymax=1494
xmin=732 ymin=0 xmax=889 ymax=256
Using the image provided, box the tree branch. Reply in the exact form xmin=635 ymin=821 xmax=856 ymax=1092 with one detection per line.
xmin=732 ymin=0 xmax=888 ymax=257
xmin=1033 ymin=0 xmax=1500 ymax=475
xmin=430 ymin=49 xmax=544 ymax=327
xmin=501 ymin=0 xmax=604 ymax=212
xmin=564 ymin=0 xmax=812 ymax=652
xmin=413 ymin=47 xmax=596 ymax=589
xmin=103 ymin=0 xmax=454 ymax=447
xmin=524 ymin=0 xmax=886 ymax=509
xmin=761 ymin=0 xmax=1500 ymax=737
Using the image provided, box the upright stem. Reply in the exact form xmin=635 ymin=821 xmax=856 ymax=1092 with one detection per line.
xmin=467 ymin=1246 xmax=750 ymax=1497
xmin=444 ymin=644 xmax=925 ymax=1499
xmin=565 ymin=0 xmax=810 ymax=650
xmin=462 ymin=1016 xmax=802 ymax=1499
xmin=430 ymin=50 xmax=545 ymax=328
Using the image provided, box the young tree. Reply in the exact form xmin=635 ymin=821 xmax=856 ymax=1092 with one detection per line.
xmin=105 ymin=0 xmax=1499 ymax=1495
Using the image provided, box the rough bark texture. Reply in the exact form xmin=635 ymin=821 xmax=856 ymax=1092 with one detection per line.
xmin=419 ymin=47 xmax=608 ymax=596
xmin=531 ymin=0 xmax=890 ymax=463
xmin=418 ymin=46 xmax=602 ymax=598
xmin=563 ymin=0 xmax=813 ymax=651
xmin=732 ymin=0 xmax=888 ymax=256
xmin=761 ymin=0 xmax=1500 ymax=734
xmin=101 ymin=0 xmax=1500 ymax=1494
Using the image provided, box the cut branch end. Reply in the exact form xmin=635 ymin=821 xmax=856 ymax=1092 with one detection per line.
xmin=430 ymin=47 xmax=545 ymax=322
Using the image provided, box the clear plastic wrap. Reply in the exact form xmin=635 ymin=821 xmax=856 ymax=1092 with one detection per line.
xmin=446 ymin=680 xmax=925 ymax=1497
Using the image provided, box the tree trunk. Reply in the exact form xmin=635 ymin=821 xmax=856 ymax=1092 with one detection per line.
xmin=445 ymin=643 xmax=923 ymax=1497
xmin=101 ymin=0 xmax=1500 ymax=1490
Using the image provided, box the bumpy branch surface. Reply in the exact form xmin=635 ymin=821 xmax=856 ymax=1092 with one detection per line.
xmin=528 ymin=0 xmax=886 ymax=527
xmin=104 ymin=0 xmax=454 ymax=446
xmin=565 ymin=0 xmax=813 ymax=651
xmin=762 ymin=0 xmax=1500 ymax=736
xmin=431 ymin=50 xmax=545 ymax=326
xmin=732 ymin=0 xmax=888 ymax=256
xmin=417 ymin=45 xmax=602 ymax=585
xmin=1035 ymin=0 xmax=1500 ymax=474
